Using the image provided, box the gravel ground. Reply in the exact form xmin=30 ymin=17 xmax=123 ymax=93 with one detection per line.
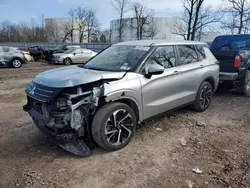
xmin=0 ymin=61 xmax=249 ymax=188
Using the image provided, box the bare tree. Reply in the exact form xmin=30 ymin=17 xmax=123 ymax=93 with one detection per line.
xmin=100 ymin=29 xmax=111 ymax=42
xmin=222 ymin=0 xmax=250 ymax=34
xmin=170 ymin=19 xmax=187 ymax=40
xmin=182 ymin=0 xmax=205 ymax=40
xmin=172 ymin=0 xmax=222 ymax=41
xmin=195 ymin=7 xmax=223 ymax=40
xmin=0 ymin=18 xmax=46 ymax=43
xmin=61 ymin=17 xmax=75 ymax=43
xmin=69 ymin=7 xmax=88 ymax=43
xmin=111 ymin=0 xmax=129 ymax=42
xmin=68 ymin=7 xmax=100 ymax=43
xmin=132 ymin=3 xmax=154 ymax=40
xmin=146 ymin=17 xmax=159 ymax=39
xmin=45 ymin=18 xmax=61 ymax=42
xmin=85 ymin=9 xmax=100 ymax=43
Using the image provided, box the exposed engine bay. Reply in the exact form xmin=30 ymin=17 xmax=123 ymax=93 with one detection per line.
xmin=23 ymin=81 xmax=104 ymax=156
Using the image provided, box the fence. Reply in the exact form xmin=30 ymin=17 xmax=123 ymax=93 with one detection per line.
xmin=0 ymin=42 xmax=112 ymax=52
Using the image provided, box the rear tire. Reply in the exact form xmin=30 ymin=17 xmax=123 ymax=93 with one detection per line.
xmin=64 ymin=58 xmax=72 ymax=65
xmin=11 ymin=59 xmax=22 ymax=68
xmin=91 ymin=103 xmax=136 ymax=151
xmin=191 ymin=82 xmax=213 ymax=112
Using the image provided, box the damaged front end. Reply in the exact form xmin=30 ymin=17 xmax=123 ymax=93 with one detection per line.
xmin=23 ymin=81 xmax=103 ymax=156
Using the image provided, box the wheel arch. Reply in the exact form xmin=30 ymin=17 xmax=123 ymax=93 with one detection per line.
xmin=203 ymin=76 xmax=216 ymax=91
xmin=113 ymin=98 xmax=140 ymax=123
xmin=10 ymin=57 xmax=24 ymax=63
xmin=99 ymin=95 xmax=142 ymax=123
xmin=64 ymin=57 xmax=72 ymax=64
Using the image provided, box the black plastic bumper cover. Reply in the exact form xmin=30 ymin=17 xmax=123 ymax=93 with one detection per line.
xmin=23 ymin=104 xmax=92 ymax=157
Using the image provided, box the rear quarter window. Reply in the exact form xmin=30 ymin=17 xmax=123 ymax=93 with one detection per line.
xmin=196 ymin=45 xmax=206 ymax=60
xmin=177 ymin=45 xmax=199 ymax=65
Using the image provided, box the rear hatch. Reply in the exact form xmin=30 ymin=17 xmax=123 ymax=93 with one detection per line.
xmin=211 ymin=50 xmax=239 ymax=73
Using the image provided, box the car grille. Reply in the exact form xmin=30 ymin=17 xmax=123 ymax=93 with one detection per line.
xmin=26 ymin=81 xmax=63 ymax=102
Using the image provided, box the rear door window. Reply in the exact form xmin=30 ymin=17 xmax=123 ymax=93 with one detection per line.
xmin=74 ymin=49 xmax=83 ymax=54
xmin=145 ymin=46 xmax=176 ymax=69
xmin=177 ymin=45 xmax=199 ymax=66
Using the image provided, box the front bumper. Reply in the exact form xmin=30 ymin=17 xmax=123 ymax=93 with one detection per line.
xmin=23 ymin=102 xmax=92 ymax=157
xmin=53 ymin=59 xmax=63 ymax=64
xmin=0 ymin=61 xmax=10 ymax=67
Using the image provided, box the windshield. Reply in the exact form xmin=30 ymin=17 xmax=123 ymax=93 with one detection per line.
xmin=64 ymin=49 xmax=75 ymax=54
xmin=55 ymin=45 xmax=64 ymax=50
xmin=84 ymin=45 xmax=150 ymax=72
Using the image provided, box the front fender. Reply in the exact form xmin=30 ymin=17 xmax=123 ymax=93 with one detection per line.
xmin=105 ymin=89 xmax=143 ymax=122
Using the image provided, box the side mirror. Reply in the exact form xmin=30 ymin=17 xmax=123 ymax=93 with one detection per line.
xmin=73 ymin=52 xmax=76 ymax=55
xmin=145 ymin=64 xmax=164 ymax=78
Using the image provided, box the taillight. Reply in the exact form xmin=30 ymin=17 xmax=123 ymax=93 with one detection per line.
xmin=234 ymin=55 xmax=241 ymax=68
xmin=215 ymin=61 xmax=220 ymax=65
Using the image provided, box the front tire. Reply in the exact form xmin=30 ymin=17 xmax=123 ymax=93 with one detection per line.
xmin=11 ymin=59 xmax=22 ymax=68
xmin=192 ymin=82 xmax=213 ymax=112
xmin=64 ymin=58 xmax=72 ymax=65
xmin=91 ymin=103 xmax=136 ymax=151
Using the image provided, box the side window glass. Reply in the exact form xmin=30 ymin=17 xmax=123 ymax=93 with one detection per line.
xmin=196 ymin=45 xmax=206 ymax=60
xmin=2 ymin=47 xmax=10 ymax=52
xmin=178 ymin=45 xmax=199 ymax=65
xmin=74 ymin=49 xmax=82 ymax=54
xmin=145 ymin=46 xmax=176 ymax=69
xmin=83 ymin=50 xmax=92 ymax=55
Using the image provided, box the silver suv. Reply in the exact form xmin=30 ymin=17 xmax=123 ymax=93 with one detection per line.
xmin=23 ymin=40 xmax=219 ymax=156
xmin=0 ymin=46 xmax=26 ymax=68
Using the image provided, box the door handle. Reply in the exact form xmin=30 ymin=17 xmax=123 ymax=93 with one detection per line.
xmin=172 ymin=71 xmax=179 ymax=75
xmin=200 ymin=65 xmax=204 ymax=68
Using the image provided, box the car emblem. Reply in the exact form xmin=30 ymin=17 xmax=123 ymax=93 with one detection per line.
xmin=29 ymin=86 xmax=36 ymax=95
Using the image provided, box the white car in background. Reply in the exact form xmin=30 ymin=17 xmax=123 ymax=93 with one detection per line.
xmin=10 ymin=47 xmax=33 ymax=62
xmin=53 ymin=48 xmax=97 ymax=65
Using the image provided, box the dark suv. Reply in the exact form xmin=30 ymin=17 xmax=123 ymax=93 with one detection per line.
xmin=43 ymin=44 xmax=80 ymax=62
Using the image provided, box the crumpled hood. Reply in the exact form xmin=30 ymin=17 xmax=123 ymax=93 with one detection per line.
xmin=33 ymin=65 xmax=126 ymax=88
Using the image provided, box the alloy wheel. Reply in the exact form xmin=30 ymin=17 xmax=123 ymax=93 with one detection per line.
xmin=13 ymin=60 xmax=21 ymax=68
xmin=65 ymin=59 xmax=71 ymax=65
xmin=199 ymin=85 xmax=212 ymax=109
xmin=104 ymin=109 xmax=134 ymax=146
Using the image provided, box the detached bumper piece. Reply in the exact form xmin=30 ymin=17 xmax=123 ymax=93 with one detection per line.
xmin=23 ymin=104 xmax=92 ymax=157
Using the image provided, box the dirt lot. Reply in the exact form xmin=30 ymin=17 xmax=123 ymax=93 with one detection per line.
xmin=0 ymin=61 xmax=249 ymax=188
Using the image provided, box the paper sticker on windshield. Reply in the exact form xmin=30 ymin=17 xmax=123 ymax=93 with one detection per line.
xmin=120 ymin=63 xmax=131 ymax=70
xmin=134 ymin=46 xmax=150 ymax=51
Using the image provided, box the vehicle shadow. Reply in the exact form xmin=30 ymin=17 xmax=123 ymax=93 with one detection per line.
xmin=2 ymin=90 xmax=246 ymax=159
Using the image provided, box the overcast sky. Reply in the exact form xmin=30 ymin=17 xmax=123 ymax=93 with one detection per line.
xmin=0 ymin=0 xmax=222 ymax=29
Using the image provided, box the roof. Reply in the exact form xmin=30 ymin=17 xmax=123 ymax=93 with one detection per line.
xmin=216 ymin=34 xmax=250 ymax=37
xmin=115 ymin=40 xmax=207 ymax=46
